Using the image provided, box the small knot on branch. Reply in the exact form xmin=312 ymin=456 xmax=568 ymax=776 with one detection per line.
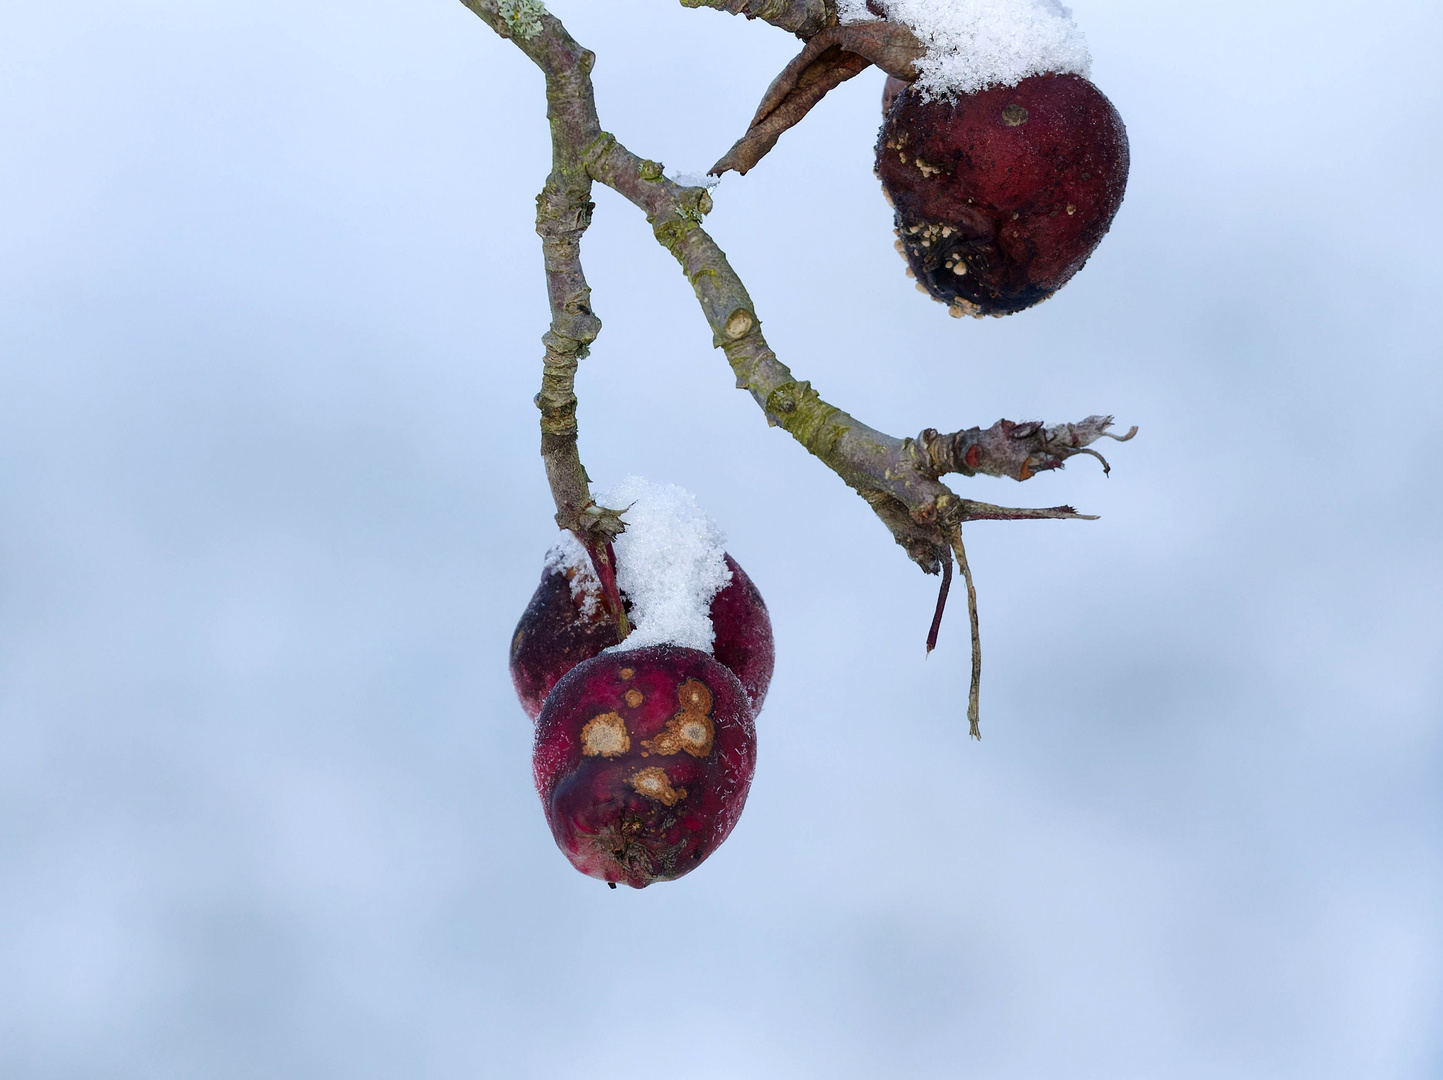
xmin=561 ymin=499 xmax=627 ymax=544
xmin=914 ymin=415 xmax=1136 ymax=482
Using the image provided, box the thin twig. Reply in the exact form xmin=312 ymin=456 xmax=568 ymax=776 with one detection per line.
xmin=950 ymin=528 xmax=982 ymax=739
xmin=678 ymin=0 xmax=838 ymax=38
xmin=926 ymin=553 xmax=952 ymax=655
xmin=585 ymin=538 xmax=631 ymax=642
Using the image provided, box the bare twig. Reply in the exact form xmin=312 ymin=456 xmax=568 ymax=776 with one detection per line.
xmin=916 ymin=416 xmax=1133 ymax=483
xmin=926 ymin=553 xmax=952 ymax=655
xmin=457 ymin=1 xmax=630 ymax=607
xmin=949 ymin=529 xmax=982 ymax=739
xmin=678 ymin=0 xmax=838 ymax=38
xmin=711 ymin=21 xmax=925 ymax=175
xmin=460 ymin=0 xmax=1134 ymax=731
xmin=461 ymin=0 xmax=1132 ymax=568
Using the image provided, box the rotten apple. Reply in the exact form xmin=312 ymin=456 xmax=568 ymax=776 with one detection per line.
xmin=877 ymin=73 xmax=1129 ymax=316
xmin=533 ymin=645 xmax=757 ymax=888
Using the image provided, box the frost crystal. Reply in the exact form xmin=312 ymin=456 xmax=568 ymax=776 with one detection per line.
xmin=595 ymin=477 xmax=732 ymax=655
xmin=665 ymin=169 xmax=722 ymax=191
xmin=543 ymin=530 xmax=603 ymax=617
xmin=839 ymin=0 xmax=1091 ymax=98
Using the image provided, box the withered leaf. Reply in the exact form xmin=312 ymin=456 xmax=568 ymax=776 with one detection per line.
xmin=710 ymin=21 xmax=926 ymax=177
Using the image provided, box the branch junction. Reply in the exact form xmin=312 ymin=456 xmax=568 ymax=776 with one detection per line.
xmin=460 ymin=0 xmax=1133 ymax=734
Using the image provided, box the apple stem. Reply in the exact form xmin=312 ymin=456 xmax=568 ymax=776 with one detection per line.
xmin=579 ymin=535 xmax=631 ymax=644
xmin=604 ymin=540 xmax=631 ymax=641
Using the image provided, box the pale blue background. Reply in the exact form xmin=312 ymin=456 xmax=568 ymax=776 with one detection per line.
xmin=1 ymin=1 xmax=1439 ymax=1076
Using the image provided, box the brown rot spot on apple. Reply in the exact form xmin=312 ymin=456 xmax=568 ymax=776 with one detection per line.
xmin=678 ymin=679 xmax=711 ymax=715
xmin=642 ymin=679 xmax=717 ymax=759
xmin=620 ymin=668 xmax=635 ymax=680
xmin=533 ymin=646 xmax=757 ymax=888
xmin=678 ymin=716 xmax=714 ymax=756
xmin=630 ymin=766 xmax=686 ymax=806
xmin=876 ymin=73 xmax=1129 ymax=317
xmin=580 ymin=712 xmax=630 ymax=758
xmin=624 ymin=688 xmax=645 ymax=708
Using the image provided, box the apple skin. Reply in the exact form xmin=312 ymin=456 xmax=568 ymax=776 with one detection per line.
xmin=509 ymin=557 xmax=619 ymax=723
xmin=533 ymin=645 xmax=757 ymax=888
xmin=509 ymin=552 xmax=774 ymax=721
xmin=876 ymin=73 xmax=1129 ymax=316
xmin=709 ymin=555 xmax=775 ymax=714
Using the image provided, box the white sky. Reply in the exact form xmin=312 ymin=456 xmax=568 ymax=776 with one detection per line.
xmin=0 ymin=1 xmax=1439 ymax=1077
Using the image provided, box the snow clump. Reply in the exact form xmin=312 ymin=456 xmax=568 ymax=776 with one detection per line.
xmin=593 ymin=477 xmax=733 ymax=655
xmin=839 ymin=0 xmax=1091 ymax=98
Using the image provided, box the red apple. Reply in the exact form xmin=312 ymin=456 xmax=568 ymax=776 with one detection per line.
xmin=509 ymin=550 xmax=619 ymax=722
xmin=708 ymin=554 xmax=775 ymax=713
xmin=876 ymin=73 xmax=1129 ymax=316
xmin=533 ymin=646 xmax=757 ymax=888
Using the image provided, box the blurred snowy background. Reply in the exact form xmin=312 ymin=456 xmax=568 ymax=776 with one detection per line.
xmin=0 ymin=1 xmax=1439 ymax=1076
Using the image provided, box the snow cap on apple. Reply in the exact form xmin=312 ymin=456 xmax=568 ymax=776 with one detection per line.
xmin=510 ymin=478 xmax=775 ymax=717
xmin=848 ymin=0 xmax=1128 ymax=316
xmin=841 ymin=0 xmax=1091 ymax=99
xmin=597 ymin=477 xmax=733 ymax=655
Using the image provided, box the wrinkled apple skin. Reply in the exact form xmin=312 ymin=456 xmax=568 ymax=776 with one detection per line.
xmin=509 ymin=551 xmax=775 ymax=720
xmin=876 ymin=73 xmax=1129 ymax=316
xmin=533 ymin=646 xmax=757 ymax=888
xmin=509 ymin=560 xmax=618 ymax=722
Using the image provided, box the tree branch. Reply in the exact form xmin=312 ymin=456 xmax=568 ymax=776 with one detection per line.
xmin=460 ymin=3 xmax=608 ymax=539
xmin=677 ymin=0 xmax=838 ymax=38
xmin=459 ymin=0 xmax=1132 ymax=582
xmin=461 ymin=0 xmax=1138 ymax=733
xmin=459 ymin=0 xmax=633 ymax=632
